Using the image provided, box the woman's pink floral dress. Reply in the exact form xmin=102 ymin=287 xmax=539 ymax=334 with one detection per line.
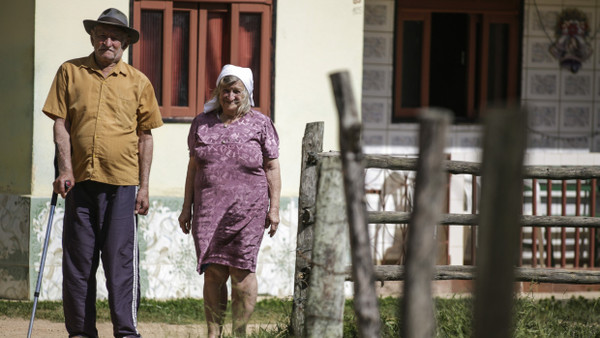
xmin=187 ymin=110 xmax=279 ymax=274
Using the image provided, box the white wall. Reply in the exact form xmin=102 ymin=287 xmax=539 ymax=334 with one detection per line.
xmin=274 ymin=0 xmax=365 ymax=197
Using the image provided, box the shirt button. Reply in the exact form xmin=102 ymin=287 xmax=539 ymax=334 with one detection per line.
xmin=221 ymin=140 xmax=225 ymax=144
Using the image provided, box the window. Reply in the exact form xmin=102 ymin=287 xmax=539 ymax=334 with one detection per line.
xmin=132 ymin=0 xmax=273 ymax=120
xmin=393 ymin=0 xmax=520 ymax=122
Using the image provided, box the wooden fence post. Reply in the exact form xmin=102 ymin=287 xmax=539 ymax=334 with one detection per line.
xmin=305 ymin=154 xmax=348 ymax=337
xmin=401 ymin=108 xmax=452 ymax=338
xmin=473 ymin=107 xmax=527 ymax=338
xmin=291 ymin=122 xmax=324 ymax=337
xmin=330 ymin=71 xmax=381 ymax=338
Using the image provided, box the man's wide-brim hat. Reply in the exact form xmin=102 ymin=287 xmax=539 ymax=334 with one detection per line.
xmin=83 ymin=8 xmax=139 ymax=44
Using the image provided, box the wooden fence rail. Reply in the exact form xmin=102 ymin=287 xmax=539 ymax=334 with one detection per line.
xmin=368 ymin=211 xmax=600 ymax=227
xmin=360 ymin=154 xmax=600 ymax=178
xmin=353 ymin=265 xmax=600 ymax=284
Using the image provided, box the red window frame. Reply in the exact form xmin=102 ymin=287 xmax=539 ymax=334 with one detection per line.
xmin=132 ymin=0 xmax=273 ymax=121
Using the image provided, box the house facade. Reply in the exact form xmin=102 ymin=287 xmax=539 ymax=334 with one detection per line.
xmin=1 ymin=0 xmax=599 ymax=301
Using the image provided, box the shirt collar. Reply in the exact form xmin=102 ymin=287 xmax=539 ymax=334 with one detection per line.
xmin=82 ymin=52 xmax=128 ymax=77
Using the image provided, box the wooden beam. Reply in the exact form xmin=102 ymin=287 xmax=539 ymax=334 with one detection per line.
xmin=344 ymin=265 xmax=600 ymax=284
xmin=367 ymin=211 xmax=600 ymax=228
xmin=358 ymin=154 xmax=600 ymax=179
xmin=331 ymin=71 xmax=381 ymax=338
xmin=402 ymin=108 xmax=451 ymax=338
xmin=291 ymin=122 xmax=324 ymax=337
xmin=305 ymin=156 xmax=347 ymax=337
xmin=474 ymin=107 xmax=526 ymax=338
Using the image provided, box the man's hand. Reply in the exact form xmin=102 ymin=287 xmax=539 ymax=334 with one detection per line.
xmin=135 ymin=187 xmax=150 ymax=215
xmin=53 ymin=174 xmax=74 ymax=198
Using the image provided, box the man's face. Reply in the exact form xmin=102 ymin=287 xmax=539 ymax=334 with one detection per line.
xmin=91 ymin=24 xmax=128 ymax=66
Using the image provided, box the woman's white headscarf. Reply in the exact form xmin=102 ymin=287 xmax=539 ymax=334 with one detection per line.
xmin=203 ymin=64 xmax=254 ymax=113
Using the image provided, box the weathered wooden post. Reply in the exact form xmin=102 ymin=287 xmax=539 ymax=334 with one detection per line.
xmin=291 ymin=122 xmax=324 ymax=337
xmin=401 ymin=108 xmax=452 ymax=338
xmin=305 ymin=154 xmax=348 ymax=337
xmin=473 ymin=107 xmax=527 ymax=338
xmin=330 ymin=71 xmax=381 ymax=338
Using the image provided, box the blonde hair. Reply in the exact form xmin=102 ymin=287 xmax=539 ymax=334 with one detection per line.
xmin=210 ymin=75 xmax=252 ymax=118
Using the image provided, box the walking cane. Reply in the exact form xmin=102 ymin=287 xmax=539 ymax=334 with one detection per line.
xmin=27 ymin=154 xmax=70 ymax=338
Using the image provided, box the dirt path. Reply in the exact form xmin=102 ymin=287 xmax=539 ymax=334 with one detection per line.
xmin=1 ymin=317 xmax=275 ymax=338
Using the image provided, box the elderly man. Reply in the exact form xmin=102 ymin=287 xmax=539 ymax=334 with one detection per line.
xmin=42 ymin=8 xmax=163 ymax=338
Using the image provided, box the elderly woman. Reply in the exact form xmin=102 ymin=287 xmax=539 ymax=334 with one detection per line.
xmin=178 ymin=64 xmax=281 ymax=337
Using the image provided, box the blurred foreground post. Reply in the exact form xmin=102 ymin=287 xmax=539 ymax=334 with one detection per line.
xmin=306 ymin=154 xmax=347 ymax=337
xmin=401 ymin=109 xmax=451 ymax=338
xmin=291 ymin=121 xmax=324 ymax=337
xmin=330 ymin=71 xmax=381 ymax=338
xmin=474 ymin=107 xmax=527 ymax=338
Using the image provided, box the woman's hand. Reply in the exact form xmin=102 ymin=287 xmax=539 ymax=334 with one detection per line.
xmin=179 ymin=207 xmax=192 ymax=234
xmin=265 ymin=208 xmax=280 ymax=237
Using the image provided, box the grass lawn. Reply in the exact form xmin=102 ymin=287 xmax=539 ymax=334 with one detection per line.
xmin=2 ymin=295 xmax=600 ymax=337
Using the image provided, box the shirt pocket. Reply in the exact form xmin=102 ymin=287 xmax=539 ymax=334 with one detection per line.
xmin=117 ymin=96 xmax=138 ymax=132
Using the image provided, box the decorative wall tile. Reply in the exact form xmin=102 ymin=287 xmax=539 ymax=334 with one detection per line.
xmin=594 ymin=73 xmax=600 ymax=100
xmin=526 ymin=101 xmax=559 ymax=132
xmin=388 ymin=130 xmax=417 ymax=147
xmin=362 ymin=65 xmax=393 ymax=97
xmin=528 ymin=6 xmax=560 ymax=37
xmin=363 ymin=129 xmax=388 ymax=154
xmin=577 ymin=8 xmax=596 ymax=35
xmin=387 ymin=130 xmax=418 ymax=154
xmin=29 ymin=198 xmax=69 ymax=300
xmin=364 ymin=0 xmax=394 ymax=32
xmin=138 ymin=201 xmax=203 ymax=299
xmin=363 ymin=32 xmax=393 ymax=64
xmin=454 ymin=133 xmax=482 ymax=149
xmin=522 ymin=69 xmax=528 ymax=99
xmin=560 ymin=103 xmax=592 ymax=132
xmin=527 ymin=37 xmax=556 ymax=68
xmin=528 ymin=70 xmax=559 ymax=99
xmin=0 ymin=194 xmax=31 ymax=299
xmin=592 ymin=134 xmax=600 ymax=152
xmin=559 ymin=134 xmax=590 ymax=150
xmin=362 ymin=97 xmax=389 ymax=127
xmin=562 ymin=71 xmax=593 ymax=100
xmin=528 ymin=133 xmax=559 ymax=149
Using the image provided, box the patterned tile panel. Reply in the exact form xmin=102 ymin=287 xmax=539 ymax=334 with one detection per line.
xmin=528 ymin=70 xmax=560 ymax=99
xmin=562 ymin=72 xmax=593 ymax=100
xmin=526 ymin=101 xmax=559 ymax=131
xmin=364 ymin=0 xmax=394 ymax=32
xmin=0 ymin=194 xmax=30 ymax=299
xmin=3 ymin=196 xmax=298 ymax=300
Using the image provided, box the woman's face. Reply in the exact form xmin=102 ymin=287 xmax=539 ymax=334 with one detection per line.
xmin=219 ymin=80 xmax=245 ymax=115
